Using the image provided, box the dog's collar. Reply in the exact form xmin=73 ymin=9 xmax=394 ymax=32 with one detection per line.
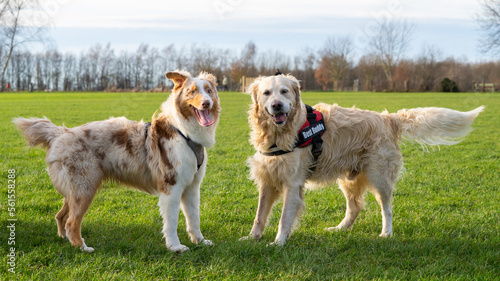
xmin=144 ymin=122 xmax=152 ymax=140
xmin=260 ymin=104 xmax=324 ymax=170
xmin=173 ymin=127 xmax=204 ymax=170
xmin=144 ymin=122 xmax=204 ymax=170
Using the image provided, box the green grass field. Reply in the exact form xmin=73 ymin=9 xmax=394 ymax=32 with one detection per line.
xmin=1 ymin=91 xmax=498 ymax=280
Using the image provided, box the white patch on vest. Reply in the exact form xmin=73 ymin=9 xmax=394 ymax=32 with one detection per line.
xmin=301 ymin=123 xmax=325 ymax=139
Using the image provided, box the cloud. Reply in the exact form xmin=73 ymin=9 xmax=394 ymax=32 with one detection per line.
xmin=42 ymin=0 xmax=486 ymax=60
xmin=49 ymin=0 xmax=480 ymax=29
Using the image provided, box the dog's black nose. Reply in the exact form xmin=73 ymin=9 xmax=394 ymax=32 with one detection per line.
xmin=272 ymin=101 xmax=283 ymax=111
xmin=202 ymin=100 xmax=210 ymax=109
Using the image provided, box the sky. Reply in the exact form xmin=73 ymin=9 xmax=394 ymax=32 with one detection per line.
xmin=36 ymin=0 xmax=487 ymax=61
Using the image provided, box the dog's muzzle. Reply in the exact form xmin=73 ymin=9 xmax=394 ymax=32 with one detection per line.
xmin=266 ymin=102 xmax=289 ymax=126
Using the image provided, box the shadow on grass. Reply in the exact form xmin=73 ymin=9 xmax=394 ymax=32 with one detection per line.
xmin=5 ymin=219 xmax=498 ymax=279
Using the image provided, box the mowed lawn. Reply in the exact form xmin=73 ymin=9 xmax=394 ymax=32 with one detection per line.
xmin=0 ymin=91 xmax=498 ymax=280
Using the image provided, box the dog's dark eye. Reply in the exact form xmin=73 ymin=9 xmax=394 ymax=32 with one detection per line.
xmin=263 ymin=90 xmax=271 ymax=96
xmin=191 ymin=90 xmax=195 ymax=94
xmin=281 ymin=89 xmax=288 ymax=95
xmin=207 ymin=89 xmax=212 ymax=94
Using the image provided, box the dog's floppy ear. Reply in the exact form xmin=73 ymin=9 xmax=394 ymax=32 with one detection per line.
xmin=285 ymin=74 xmax=301 ymax=104
xmin=246 ymin=76 xmax=264 ymax=105
xmin=166 ymin=70 xmax=191 ymax=91
xmin=197 ymin=71 xmax=217 ymax=89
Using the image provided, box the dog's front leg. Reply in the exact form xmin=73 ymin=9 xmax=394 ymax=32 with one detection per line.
xmin=158 ymin=188 xmax=189 ymax=253
xmin=271 ymin=184 xmax=304 ymax=246
xmin=180 ymin=182 xmax=212 ymax=246
xmin=241 ymin=185 xmax=280 ymax=241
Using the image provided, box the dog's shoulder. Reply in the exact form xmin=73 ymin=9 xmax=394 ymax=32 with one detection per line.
xmin=149 ymin=115 xmax=177 ymax=143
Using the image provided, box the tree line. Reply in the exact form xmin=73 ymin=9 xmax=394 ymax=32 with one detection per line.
xmin=2 ymin=40 xmax=500 ymax=93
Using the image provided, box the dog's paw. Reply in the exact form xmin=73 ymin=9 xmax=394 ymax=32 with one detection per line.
xmin=80 ymin=239 xmax=94 ymax=253
xmin=168 ymin=244 xmax=190 ymax=253
xmin=326 ymin=226 xmax=344 ymax=233
xmin=80 ymin=245 xmax=95 ymax=253
xmin=379 ymin=231 xmax=393 ymax=238
xmin=239 ymin=233 xmax=261 ymax=241
xmin=200 ymin=239 xmax=213 ymax=246
xmin=239 ymin=236 xmax=252 ymax=241
xmin=58 ymin=229 xmax=67 ymax=239
xmin=267 ymin=240 xmax=285 ymax=247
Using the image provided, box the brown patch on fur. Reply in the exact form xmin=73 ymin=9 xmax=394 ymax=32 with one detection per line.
xmin=149 ymin=115 xmax=179 ymax=195
xmin=153 ymin=116 xmax=177 ymax=141
xmin=164 ymin=174 xmax=176 ymax=186
xmin=156 ymin=171 xmax=177 ymax=195
xmin=150 ymin=115 xmax=177 ymax=170
xmin=158 ymin=141 xmax=174 ymax=170
xmin=78 ymin=138 xmax=89 ymax=152
xmin=176 ymin=88 xmax=194 ymax=120
xmin=83 ymin=129 xmax=91 ymax=139
xmin=95 ymin=149 xmax=106 ymax=160
xmin=189 ymin=93 xmax=206 ymax=109
xmin=112 ymin=129 xmax=134 ymax=155
xmin=166 ymin=71 xmax=190 ymax=92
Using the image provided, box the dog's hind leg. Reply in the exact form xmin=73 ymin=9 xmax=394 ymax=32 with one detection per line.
xmin=328 ymin=174 xmax=369 ymax=233
xmin=55 ymin=198 xmax=69 ymax=238
xmin=367 ymin=178 xmax=394 ymax=237
xmin=49 ymin=158 xmax=100 ymax=251
xmin=241 ymin=185 xmax=281 ymax=241
xmin=64 ymin=164 xmax=101 ymax=252
xmin=365 ymin=150 xmax=401 ymax=237
xmin=65 ymin=191 xmax=97 ymax=253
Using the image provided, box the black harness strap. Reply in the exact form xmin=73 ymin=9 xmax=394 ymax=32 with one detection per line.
xmin=144 ymin=122 xmax=204 ymax=170
xmin=173 ymin=127 xmax=205 ymax=170
xmin=260 ymin=145 xmax=292 ymax=156
xmin=144 ymin=122 xmax=151 ymax=140
xmin=260 ymin=104 xmax=325 ymax=171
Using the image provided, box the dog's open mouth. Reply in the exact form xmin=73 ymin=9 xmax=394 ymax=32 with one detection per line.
xmin=271 ymin=112 xmax=288 ymax=125
xmin=192 ymin=107 xmax=215 ymax=127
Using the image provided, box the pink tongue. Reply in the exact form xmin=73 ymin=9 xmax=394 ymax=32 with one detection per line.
xmin=197 ymin=109 xmax=215 ymax=127
xmin=274 ymin=113 xmax=287 ymax=122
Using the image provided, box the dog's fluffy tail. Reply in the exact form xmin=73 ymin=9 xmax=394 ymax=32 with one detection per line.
xmin=13 ymin=117 xmax=65 ymax=149
xmin=391 ymin=106 xmax=484 ymax=146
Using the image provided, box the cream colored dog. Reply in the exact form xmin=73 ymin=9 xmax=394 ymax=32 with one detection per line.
xmin=242 ymin=74 xmax=484 ymax=246
xmin=14 ymin=70 xmax=220 ymax=253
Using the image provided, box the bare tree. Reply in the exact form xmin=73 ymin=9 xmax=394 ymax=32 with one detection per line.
xmin=414 ymin=44 xmax=442 ymax=91
xmin=50 ymin=49 xmax=61 ymax=91
xmin=293 ymin=47 xmax=316 ymax=91
xmin=477 ymin=0 xmax=500 ymax=55
xmin=99 ymin=43 xmax=114 ymax=90
xmin=256 ymin=49 xmax=291 ymax=75
xmin=319 ymin=36 xmax=354 ymax=91
xmin=230 ymin=41 xmax=257 ymax=82
xmin=0 ymin=0 xmax=46 ymax=91
xmin=62 ymin=53 xmax=76 ymax=91
xmin=133 ymin=44 xmax=149 ymax=90
xmin=356 ymin=53 xmax=381 ymax=91
xmin=143 ymin=46 xmax=158 ymax=90
xmin=366 ymin=17 xmax=415 ymax=91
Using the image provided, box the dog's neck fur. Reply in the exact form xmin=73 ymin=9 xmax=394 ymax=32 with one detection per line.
xmin=250 ymin=102 xmax=307 ymax=152
xmin=158 ymin=94 xmax=218 ymax=148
